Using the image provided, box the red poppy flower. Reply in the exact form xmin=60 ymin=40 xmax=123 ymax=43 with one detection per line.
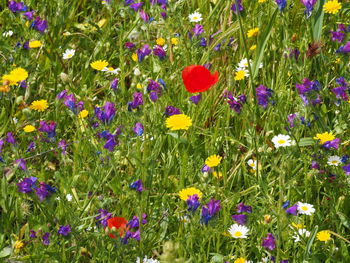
xmin=106 ymin=216 xmax=128 ymax=239
xmin=182 ymin=65 xmax=219 ymax=93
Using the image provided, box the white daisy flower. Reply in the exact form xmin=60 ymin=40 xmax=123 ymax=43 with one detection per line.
xmin=297 ymin=202 xmax=315 ymax=216
xmin=188 ymin=11 xmax=203 ymax=22
xmin=327 ymin=156 xmax=341 ymax=166
xmin=292 ymin=228 xmax=310 ymax=242
xmin=66 ymin=194 xmax=73 ymax=202
xmin=102 ymin=67 xmax=121 ymax=75
xmin=62 ymin=49 xmax=75 ymax=59
xmin=247 ymin=159 xmax=257 ymax=170
xmin=271 ymin=134 xmax=292 ymax=148
xmin=3 ymin=30 xmax=14 ymax=37
xmin=238 ymin=58 xmax=252 ymax=68
xmin=228 ymin=224 xmax=249 ymax=239
xmin=134 ymin=68 xmax=141 ymax=76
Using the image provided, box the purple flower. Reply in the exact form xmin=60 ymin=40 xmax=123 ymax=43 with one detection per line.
xmin=193 ymin=24 xmax=204 ymax=36
xmin=187 ymin=194 xmax=200 ymax=212
xmin=296 ymin=78 xmax=321 ymax=105
xmin=285 ymin=204 xmax=298 ymax=215
xmin=133 ymin=122 xmax=144 ymax=136
xmin=127 ymin=214 xmax=147 ymax=229
xmin=276 ymin=0 xmax=287 ymax=11
xmin=6 ymin=132 xmax=16 ymax=145
xmin=331 ymin=31 xmax=346 ymax=43
xmin=147 ymin=79 xmax=163 ymax=101
xmin=128 ymin=92 xmax=143 ymax=111
xmin=201 ymin=198 xmax=221 ymax=224
xmin=287 ymin=113 xmax=297 ymax=128
xmin=23 ymin=11 xmax=35 ymax=20
xmin=96 ymin=209 xmax=112 ymax=227
xmin=311 ymin=160 xmax=320 ymax=170
xmin=337 ymin=41 xmax=350 ymax=54
xmin=15 ymin=158 xmax=27 ymax=170
xmin=38 ymin=121 xmax=57 ymax=138
xmin=139 ymin=10 xmax=149 ymax=23
xmin=289 ymin=48 xmax=300 ymax=61
xmin=300 ymin=0 xmax=317 ymax=16
xmin=17 ymin=177 xmax=38 ymax=193
xmin=56 ymin=89 xmax=68 ymax=100
xmin=130 ymin=179 xmax=143 ymax=192
xmin=231 ymin=214 xmax=247 ymax=225
xmin=332 ymin=86 xmax=348 ymax=101
xmin=35 ymin=182 xmax=50 ymax=202
xmin=31 ymin=16 xmax=48 ymax=33
xmin=111 ymin=78 xmax=119 ymax=91
xmin=58 ymin=139 xmax=67 ymax=154
xmin=341 ymin=155 xmax=349 ymax=164
xmin=342 ymin=164 xmax=350 ymax=175
xmin=223 ymin=90 xmax=246 ymax=114
xmin=125 ymin=42 xmax=135 ymax=49
xmin=58 ymin=225 xmax=71 ymax=236
xmin=165 ymin=106 xmax=181 ymax=116
xmin=104 ymin=136 xmax=118 ymax=152
xmin=29 ymin=230 xmax=37 ymax=238
xmin=94 ymin=102 xmax=116 ymax=124
xmin=42 ymin=232 xmax=50 ymax=245
xmin=130 ymin=2 xmax=143 ymax=11
xmin=201 ymin=165 xmax=210 ymax=173
xmin=256 ymin=85 xmax=274 ymax=109
xmin=137 ymin=44 xmax=151 ymax=62
xmin=236 ymin=202 xmax=252 ymax=213
xmin=189 ymin=94 xmax=202 ymax=105
xmin=153 ymin=45 xmax=166 ymax=59
xmin=262 ymin=233 xmax=276 ymax=251
xmin=8 ymin=1 xmax=27 ymax=13
xmin=323 ymin=138 xmax=340 ymax=150
xmin=231 ymin=0 xmax=243 ymax=14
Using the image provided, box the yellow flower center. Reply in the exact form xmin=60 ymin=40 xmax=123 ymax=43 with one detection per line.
xmin=278 ymin=139 xmax=286 ymax=144
xmin=301 ymin=206 xmax=308 ymax=211
xmin=234 ymin=231 xmax=242 ymax=237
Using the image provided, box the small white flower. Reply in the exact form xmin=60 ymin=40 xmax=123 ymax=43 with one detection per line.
xmin=247 ymin=159 xmax=257 ymax=170
xmin=228 ymin=224 xmax=249 ymax=239
xmin=3 ymin=30 xmax=14 ymax=37
xmin=136 ymin=256 xmax=160 ymax=263
xmin=327 ymin=156 xmax=341 ymax=166
xmin=189 ymin=11 xmax=203 ymax=22
xmin=134 ymin=68 xmax=141 ymax=76
xmin=102 ymin=67 xmax=121 ymax=75
xmin=297 ymin=202 xmax=315 ymax=216
xmin=292 ymin=228 xmax=310 ymax=242
xmin=62 ymin=49 xmax=75 ymax=59
xmin=56 ymin=196 xmax=61 ymax=201
xmin=66 ymin=194 xmax=73 ymax=202
xmin=238 ymin=58 xmax=251 ymax=68
xmin=271 ymin=134 xmax=292 ymax=148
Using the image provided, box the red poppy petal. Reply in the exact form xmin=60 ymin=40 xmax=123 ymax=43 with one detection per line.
xmin=182 ymin=65 xmax=219 ymax=93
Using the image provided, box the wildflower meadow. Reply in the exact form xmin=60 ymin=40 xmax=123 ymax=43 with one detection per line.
xmin=1 ymin=0 xmax=350 ymax=262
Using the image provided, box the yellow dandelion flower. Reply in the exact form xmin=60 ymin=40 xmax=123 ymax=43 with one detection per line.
xmin=165 ymin=114 xmax=192 ymax=131
xmin=29 ymin=40 xmax=42 ymax=48
xmin=291 ymin=222 xmax=306 ymax=229
xmin=78 ymin=109 xmax=89 ymax=119
xmin=323 ymin=0 xmax=341 ymax=14
xmin=247 ymin=27 xmax=259 ymax=38
xmin=171 ymin=37 xmax=178 ymax=45
xmin=234 ymin=258 xmax=246 ymax=263
xmin=131 ymin=53 xmax=138 ymax=62
xmin=334 ymin=58 xmax=341 ymax=64
xmin=90 ymin=60 xmax=109 ymax=70
xmin=14 ymin=240 xmax=24 ymax=253
xmin=8 ymin=67 xmax=29 ymax=83
xmin=316 ymin=230 xmax=331 ymax=242
xmin=234 ymin=70 xmax=247 ymax=81
xmin=0 ymin=85 xmax=10 ymax=92
xmin=136 ymin=83 xmax=142 ymax=89
xmin=250 ymin=45 xmax=257 ymax=51
xmin=205 ymin=154 xmax=222 ymax=168
xmin=156 ymin=38 xmax=166 ymax=46
xmin=29 ymin=100 xmax=49 ymax=112
xmin=23 ymin=125 xmax=36 ymax=132
xmin=258 ymin=0 xmax=267 ymax=2
xmin=178 ymin=187 xmax=203 ymax=201
xmin=314 ymin=132 xmax=335 ymax=144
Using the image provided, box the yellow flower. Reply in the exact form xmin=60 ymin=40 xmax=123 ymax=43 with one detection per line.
xmin=205 ymin=155 xmax=222 ymax=168
xmin=136 ymin=83 xmax=142 ymax=89
xmin=234 ymin=70 xmax=247 ymax=81
xmin=90 ymin=60 xmax=108 ymax=70
xmin=156 ymin=38 xmax=166 ymax=46
xmin=317 ymin=230 xmax=331 ymax=242
xmin=171 ymin=37 xmax=178 ymax=45
xmin=334 ymin=58 xmax=341 ymax=64
xmin=234 ymin=258 xmax=246 ymax=263
xmin=314 ymin=132 xmax=335 ymax=144
xmin=247 ymin=27 xmax=259 ymax=38
xmin=29 ymin=40 xmax=42 ymax=48
xmin=323 ymin=0 xmax=341 ymax=14
xmin=213 ymin=171 xmax=223 ymax=178
xmin=258 ymin=0 xmax=267 ymax=2
xmin=97 ymin=18 xmax=107 ymax=28
xmin=23 ymin=125 xmax=36 ymax=132
xmin=0 ymin=85 xmax=10 ymax=92
xmin=178 ymin=187 xmax=203 ymax=201
xmin=250 ymin=45 xmax=257 ymax=51
xmin=291 ymin=222 xmax=306 ymax=229
xmin=263 ymin=214 xmax=271 ymax=223
xmin=78 ymin=109 xmax=89 ymax=119
xmin=29 ymin=100 xmax=49 ymax=112
xmin=14 ymin=240 xmax=24 ymax=253
xmin=131 ymin=53 xmax=138 ymax=62
xmin=166 ymin=114 xmax=192 ymax=131
xmin=6 ymin=68 xmax=29 ymax=84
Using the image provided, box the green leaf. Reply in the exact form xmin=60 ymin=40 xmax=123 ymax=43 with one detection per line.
xmin=311 ymin=0 xmax=325 ymax=41
xmin=299 ymin=137 xmax=315 ymax=147
xmin=0 ymin=247 xmax=12 ymax=258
